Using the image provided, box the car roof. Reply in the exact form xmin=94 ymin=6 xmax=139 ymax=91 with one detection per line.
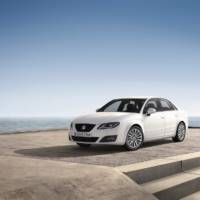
xmin=114 ymin=96 xmax=158 ymax=100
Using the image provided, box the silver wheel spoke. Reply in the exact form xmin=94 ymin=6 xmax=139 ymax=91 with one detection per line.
xmin=177 ymin=124 xmax=185 ymax=140
xmin=127 ymin=127 xmax=143 ymax=149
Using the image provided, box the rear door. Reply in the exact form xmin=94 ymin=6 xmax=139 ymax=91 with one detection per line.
xmin=143 ymin=99 xmax=165 ymax=140
xmin=157 ymin=99 xmax=177 ymax=137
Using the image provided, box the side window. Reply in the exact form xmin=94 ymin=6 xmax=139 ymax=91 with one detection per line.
xmin=159 ymin=99 xmax=174 ymax=111
xmin=168 ymin=101 xmax=177 ymax=110
xmin=103 ymin=100 xmax=121 ymax=112
xmin=143 ymin=99 xmax=158 ymax=114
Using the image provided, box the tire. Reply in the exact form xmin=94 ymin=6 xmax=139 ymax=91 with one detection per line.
xmin=77 ymin=143 xmax=91 ymax=147
xmin=173 ymin=122 xmax=186 ymax=142
xmin=124 ymin=126 xmax=144 ymax=151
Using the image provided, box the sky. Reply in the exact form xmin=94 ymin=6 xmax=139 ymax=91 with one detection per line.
xmin=0 ymin=0 xmax=200 ymax=117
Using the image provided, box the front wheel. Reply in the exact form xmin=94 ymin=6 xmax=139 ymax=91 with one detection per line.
xmin=77 ymin=143 xmax=91 ymax=147
xmin=124 ymin=126 xmax=144 ymax=151
xmin=173 ymin=122 xmax=186 ymax=142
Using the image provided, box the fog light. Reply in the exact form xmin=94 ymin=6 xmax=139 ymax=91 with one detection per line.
xmin=100 ymin=135 xmax=117 ymax=142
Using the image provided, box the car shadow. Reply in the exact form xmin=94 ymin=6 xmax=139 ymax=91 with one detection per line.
xmin=15 ymin=139 xmax=173 ymax=158
xmin=15 ymin=145 xmax=124 ymax=158
xmin=143 ymin=139 xmax=173 ymax=148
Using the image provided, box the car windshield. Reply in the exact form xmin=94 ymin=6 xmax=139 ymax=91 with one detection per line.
xmin=98 ymin=98 xmax=147 ymax=113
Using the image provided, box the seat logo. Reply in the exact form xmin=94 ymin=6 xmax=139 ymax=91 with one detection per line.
xmin=82 ymin=125 xmax=86 ymax=130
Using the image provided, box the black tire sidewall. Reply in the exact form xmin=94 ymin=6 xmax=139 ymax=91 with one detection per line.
xmin=174 ymin=122 xmax=186 ymax=142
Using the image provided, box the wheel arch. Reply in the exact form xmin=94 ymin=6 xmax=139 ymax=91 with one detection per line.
xmin=123 ymin=123 xmax=144 ymax=141
xmin=177 ymin=120 xmax=186 ymax=129
xmin=130 ymin=123 xmax=143 ymax=131
xmin=121 ymin=120 xmax=144 ymax=145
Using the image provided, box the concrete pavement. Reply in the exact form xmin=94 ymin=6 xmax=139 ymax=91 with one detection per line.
xmin=0 ymin=155 xmax=157 ymax=200
xmin=0 ymin=128 xmax=200 ymax=199
xmin=0 ymin=129 xmax=200 ymax=167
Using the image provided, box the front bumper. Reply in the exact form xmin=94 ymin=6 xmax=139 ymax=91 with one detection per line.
xmin=68 ymin=125 xmax=124 ymax=145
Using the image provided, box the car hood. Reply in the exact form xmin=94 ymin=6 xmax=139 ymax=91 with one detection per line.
xmin=73 ymin=112 xmax=140 ymax=124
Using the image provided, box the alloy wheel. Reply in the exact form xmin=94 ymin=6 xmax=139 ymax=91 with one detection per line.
xmin=177 ymin=123 xmax=186 ymax=141
xmin=125 ymin=126 xmax=143 ymax=150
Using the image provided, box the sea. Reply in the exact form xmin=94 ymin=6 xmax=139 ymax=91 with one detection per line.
xmin=0 ymin=117 xmax=72 ymax=134
xmin=0 ymin=116 xmax=199 ymax=134
xmin=188 ymin=117 xmax=200 ymax=128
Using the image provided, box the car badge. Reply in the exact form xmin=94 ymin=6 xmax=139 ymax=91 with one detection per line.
xmin=82 ymin=125 xmax=86 ymax=130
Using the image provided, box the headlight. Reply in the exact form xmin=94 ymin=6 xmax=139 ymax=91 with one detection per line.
xmin=98 ymin=122 xmax=120 ymax=129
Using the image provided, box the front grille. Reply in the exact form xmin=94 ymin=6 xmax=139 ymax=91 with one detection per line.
xmin=72 ymin=136 xmax=98 ymax=142
xmin=75 ymin=123 xmax=95 ymax=132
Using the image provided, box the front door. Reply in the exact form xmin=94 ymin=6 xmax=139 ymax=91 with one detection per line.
xmin=143 ymin=99 xmax=165 ymax=140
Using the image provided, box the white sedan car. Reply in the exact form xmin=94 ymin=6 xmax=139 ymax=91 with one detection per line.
xmin=69 ymin=97 xmax=188 ymax=150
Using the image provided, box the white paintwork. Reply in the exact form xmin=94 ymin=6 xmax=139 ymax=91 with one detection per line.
xmin=143 ymin=112 xmax=165 ymax=140
xmin=69 ymin=97 xmax=188 ymax=146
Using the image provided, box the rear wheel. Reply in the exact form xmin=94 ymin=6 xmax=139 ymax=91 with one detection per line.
xmin=173 ymin=122 xmax=186 ymax=142
xmin=77 ymin=143 xmax=91 ymax=147
xmin=124 ymin=126 xmax=144 ymax=151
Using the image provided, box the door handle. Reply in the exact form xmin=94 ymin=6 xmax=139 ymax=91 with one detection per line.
xmin=161 ymin=116 xmax=165 ymax=119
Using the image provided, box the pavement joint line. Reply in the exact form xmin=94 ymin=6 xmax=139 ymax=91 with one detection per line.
xmin=0 ymin=154 xmax=114 ymax=169
xmin=183 ymin=171 xmax=200 ymax=176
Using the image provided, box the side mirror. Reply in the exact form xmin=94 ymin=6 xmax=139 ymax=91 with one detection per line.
xmin=146 ymin=108 xmax=156 ymax=116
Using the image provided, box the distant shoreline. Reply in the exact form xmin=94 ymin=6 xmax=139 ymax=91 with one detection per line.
xmin=0 ymin=127 xmax=200 ymax=135
xmin=0 ymin=128 xmax=68 ymax=135
xmin=0 ymin=117 xmax=199 ymax=135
